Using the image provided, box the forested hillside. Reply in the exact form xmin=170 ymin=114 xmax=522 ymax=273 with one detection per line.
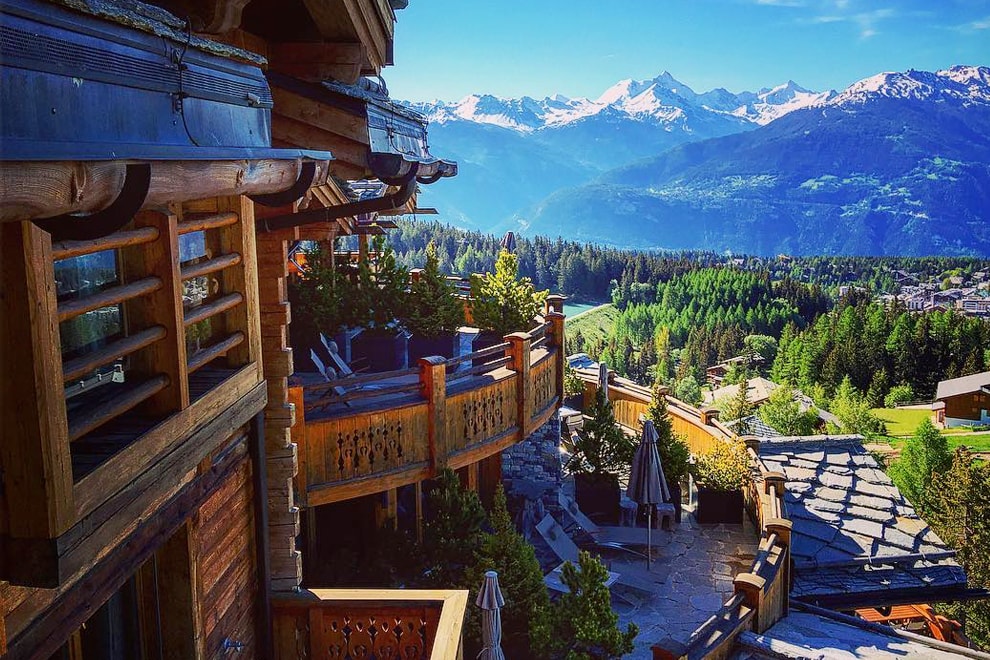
xmin=773 ymin=292 xmax=990 ymax=401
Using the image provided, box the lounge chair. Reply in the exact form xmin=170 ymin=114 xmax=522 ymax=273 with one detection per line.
xmin=536 ymin=514 xmax=662 ymax=603
xmin=558 ymin=491 xmax=675 ymax=546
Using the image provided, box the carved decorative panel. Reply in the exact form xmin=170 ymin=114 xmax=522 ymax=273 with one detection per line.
xmin=314 ymin=609 xmax=430 ymax=659
xmin=447 ymin=377 xmax=515 ymax=452
xmin=532 ymin=354 xmax=556 ymax=417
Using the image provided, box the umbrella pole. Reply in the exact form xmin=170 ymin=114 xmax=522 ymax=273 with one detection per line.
xmin=647 ymin=507 xmax=652 ymax=571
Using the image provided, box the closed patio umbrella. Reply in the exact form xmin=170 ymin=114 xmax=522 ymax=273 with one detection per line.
xmin=499 ymin=230 xmax=517 ymax=253
xmin=626 ymin=420 xmax=669 ymax=570
xmin=476 ymin=570 xmax=506 ymax=660
xmin=598 ymin=362 xmax=610 ymax=401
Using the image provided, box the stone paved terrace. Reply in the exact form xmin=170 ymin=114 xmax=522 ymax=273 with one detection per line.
xmin=613 ymin=505 xmax=759 ymax=658
xmin=536 ymin=495 xmax=760 ymax=660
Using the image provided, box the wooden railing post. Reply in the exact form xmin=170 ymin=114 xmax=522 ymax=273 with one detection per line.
xmin=764 ymin=472 xmax=786 ymax=497
xmin=507 ymin=332 xmax=532 ymax=433
xmin=0 ymin=221 xmax=75 ymax=540
xmin=421 ymin=356 xmax=447 ymax=474
xmin=733 ymin=572 xmax=765 ymax=629
xmin=547 ymin=311 xmax=566 ymax=404
xmin=766 ymin=517 xmax=793 ymax=614
xmin=122 ymin=208 xmax=189 ymax=414
xmin=410 ymin=268 xmax=423 ymax=283
xmin=545 ymin=293 xmax=566 ymax=315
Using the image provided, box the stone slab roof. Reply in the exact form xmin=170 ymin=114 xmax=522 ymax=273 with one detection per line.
xmin=732 ymin=609 xmax=979 ymax=659
xmin=758 ymin=435 xmax=967 ymax=604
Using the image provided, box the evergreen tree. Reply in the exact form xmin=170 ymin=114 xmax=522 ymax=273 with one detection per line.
xmin=925 ymin=449 xmax=990 ymax=649
xmin=567 ymin=389 xmax=635 ymax=475
xmin=404 ymin=243 xmax=465 ymax=337
xmin=889 ymin=418 xmax=951 ymax=512
xmin=470 ymin=249 xmax=548 ymax=336
xmin=758 ymin=382 xmax=819 ymax=436
xmin=533 ymin=551 xmax=637 ymax=659
xmin=646 ymin=381 xmax=691 ymax=483
xmin=421 ymin=468 xmax=486 ymax=588
xmin=469 ymin=485 xmax=550 ymax=657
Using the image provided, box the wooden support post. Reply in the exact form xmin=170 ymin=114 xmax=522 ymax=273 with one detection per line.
xmin=0 ymin=221 xmax=74 ymax=539
xmin=465 ymin=463 xmax=479 ymax=493
xmin=764 ymin=472 xmax=787 ymax=496
xmin=546 ymin=294 xmax=567 ymax=315
xmin=733 ymin=572 xmax=766 ymax=627
xmin=507 ymin=332 xmax=532 ymax=434
xmin=414 ymin=481 xmax=423 ymax=544
xmin=547 ymin=310 xmax=566 ymax=404
xmin=358 ymin=233 xmax=369 ymax=263
xmin=122 ymin=209 xmax=189 ymax=414
xmin=743 ymin=435 xmax=761 ymax=453
xmin=766 ymin=517 xmax=793 ymax=614
xmin=421 ymin=356 xmax=447 ymax=474
xmin=218 ymin=196 xmax=263 ymax=370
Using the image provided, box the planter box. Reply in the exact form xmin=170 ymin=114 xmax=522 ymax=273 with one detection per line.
xmin=574 ymin=472 xmax=620 ymax=525
xmin=408 ymin=334 xmax=458 ymax=364
xmin=471 ymin=330 xmax=505 ymax=367
xmin=695 ymin=486 xmax=744 ymax=525
xmin=351 ymin=330 xmax=409 ymax=372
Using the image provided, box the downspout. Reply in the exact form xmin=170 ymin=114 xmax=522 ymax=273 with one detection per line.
xmin=256 ymin=173 xmax=416 ymax=233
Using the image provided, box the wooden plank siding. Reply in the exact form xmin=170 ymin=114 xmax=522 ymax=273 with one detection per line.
xmin=194 ymin=454 xmax=259 ymax=658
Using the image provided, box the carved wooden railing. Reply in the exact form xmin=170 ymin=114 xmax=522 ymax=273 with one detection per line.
xmin=576 ymin=370 xmax=736 ymax=455
xmin=292 ymin=303 xmax=566 ymax=507
xmin=652 ymin=446 xmax=792 ymax=660
xmin=272 ymin=589 xmax=468 ymax=660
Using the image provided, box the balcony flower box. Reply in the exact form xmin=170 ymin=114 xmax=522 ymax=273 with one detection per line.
xmin=408 ymin=333 xmax=458 ymax=364
xmin=351 ymin=327 xmax=409 ymax=372
xmin=691 ymin=440 xmax=751 ymax=525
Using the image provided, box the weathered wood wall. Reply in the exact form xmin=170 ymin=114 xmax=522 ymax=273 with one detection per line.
xmin=194 ymin=444 xmax=260 ymax=658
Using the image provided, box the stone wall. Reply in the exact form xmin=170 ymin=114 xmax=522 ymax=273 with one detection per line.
xmin=502 ymin=414 xmax=563 ymax=514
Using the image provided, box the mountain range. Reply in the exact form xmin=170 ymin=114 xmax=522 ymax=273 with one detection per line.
xmin=405 ymin=66 xmax=990 ymax=256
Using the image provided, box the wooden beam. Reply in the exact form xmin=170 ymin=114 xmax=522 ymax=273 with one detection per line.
xmin=269 ymin=42 xmax=366 ymax=84
xmin=217 ymin=197 xmax=263 ymax=370
xmin=121 ymin=209 xmax=189 ymax=415
xmin=0 ymin=221 xmax=74 ymax=539
xmin=270 ymin=85 xmax=370 ymax=146
xmin=0 ymin=160 xmax=330 ymax=223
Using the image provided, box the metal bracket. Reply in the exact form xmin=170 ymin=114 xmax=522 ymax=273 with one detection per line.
xmin=33 ymin=163 xmax=152 ymax=242
xmin=248 ymin=160 xmax=317 ymax=207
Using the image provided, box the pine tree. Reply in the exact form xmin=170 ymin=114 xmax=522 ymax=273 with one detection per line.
xmin=568 ymin=389 xmax=634 ymax=475
xmin=404 ymin=243 xmax=464 ymax=337
xmin=469 ymin=485 xmax=550 ymax=657
xmin=532 ymin=551 xmax=637 ymax=659
xmin=470 ymin=249 xmax=548 ymax=336
xmin=421 ymin=468 xmax=486 ymax=588
xmin=889 ymin=418 xmax=951 ymax=512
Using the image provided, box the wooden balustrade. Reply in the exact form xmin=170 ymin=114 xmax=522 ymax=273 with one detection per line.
xmin=653 ymin=445 xmax=792 ymax=660
xmin=0 ymin=196 xmax=265 ymax=587
xmin=293 ymin=317 xmax=562 ymax=507
xmin=272 ymin=589 xmax=468 ymax=660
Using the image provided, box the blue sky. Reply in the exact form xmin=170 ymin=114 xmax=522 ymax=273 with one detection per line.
xmin=385 ymin=0 xmax=990 ymax=101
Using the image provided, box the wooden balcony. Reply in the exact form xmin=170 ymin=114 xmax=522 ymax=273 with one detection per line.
xmin=290 ymin=313 xmax=565 ymax=507
xmin=0 ymin=197 xmax=266 ymax=588
xmin=272 ymin=588 xmax=468 ymax=660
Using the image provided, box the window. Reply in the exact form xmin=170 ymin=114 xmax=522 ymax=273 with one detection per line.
xmin=55 ymin=250 xmax=125 ymax=400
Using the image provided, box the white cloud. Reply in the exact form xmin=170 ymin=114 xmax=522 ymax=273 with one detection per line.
xmin=969 ymin=16 xmax=990 ymax=30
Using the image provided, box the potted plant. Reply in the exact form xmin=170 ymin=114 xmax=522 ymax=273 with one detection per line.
xmin=468 ymin=249 xmax=547 ymax=362
xmin=289 ymin=241 xmax=366 ymax=372
xmin=566 ymin=388 xmax=636 ymax=524
xmin=645 ymin=382 xmax=691 ymax=523
xmin=563 ymin=364 xmax=585 ymax=410
xmin=692 ymin=440 xmax=751 ymax=524
xmin=350 ymin=236 xmax=412 ymax=372
xmin=403 ymin=244 xmax=465 ymax=363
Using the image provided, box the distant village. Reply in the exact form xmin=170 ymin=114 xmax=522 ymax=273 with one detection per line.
xmin=868 ymin=268 xmax=989 ymax=316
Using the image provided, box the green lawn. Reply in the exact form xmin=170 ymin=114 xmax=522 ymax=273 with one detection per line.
xmin=871 ymin=408 xmax=933 ymax=437
xmin=880 ymin=433 xmax=990 ymax=453
xmin=565 ymin=303 xmax=618 ymax=350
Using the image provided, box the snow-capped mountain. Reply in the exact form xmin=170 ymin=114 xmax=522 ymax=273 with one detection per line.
xmin=523 ymin=65 xmax=990 ymax=256
xmin=409 ymin=71 xmax=832 ymax=132
xmin=828 ymin=65 xmax=990 ymax=107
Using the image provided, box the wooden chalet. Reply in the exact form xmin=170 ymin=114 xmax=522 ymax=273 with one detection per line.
xmin=0 ymin=0 xmax=540 ymax=657
xmin=934 ymin=370 xmax=990 ymax=429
